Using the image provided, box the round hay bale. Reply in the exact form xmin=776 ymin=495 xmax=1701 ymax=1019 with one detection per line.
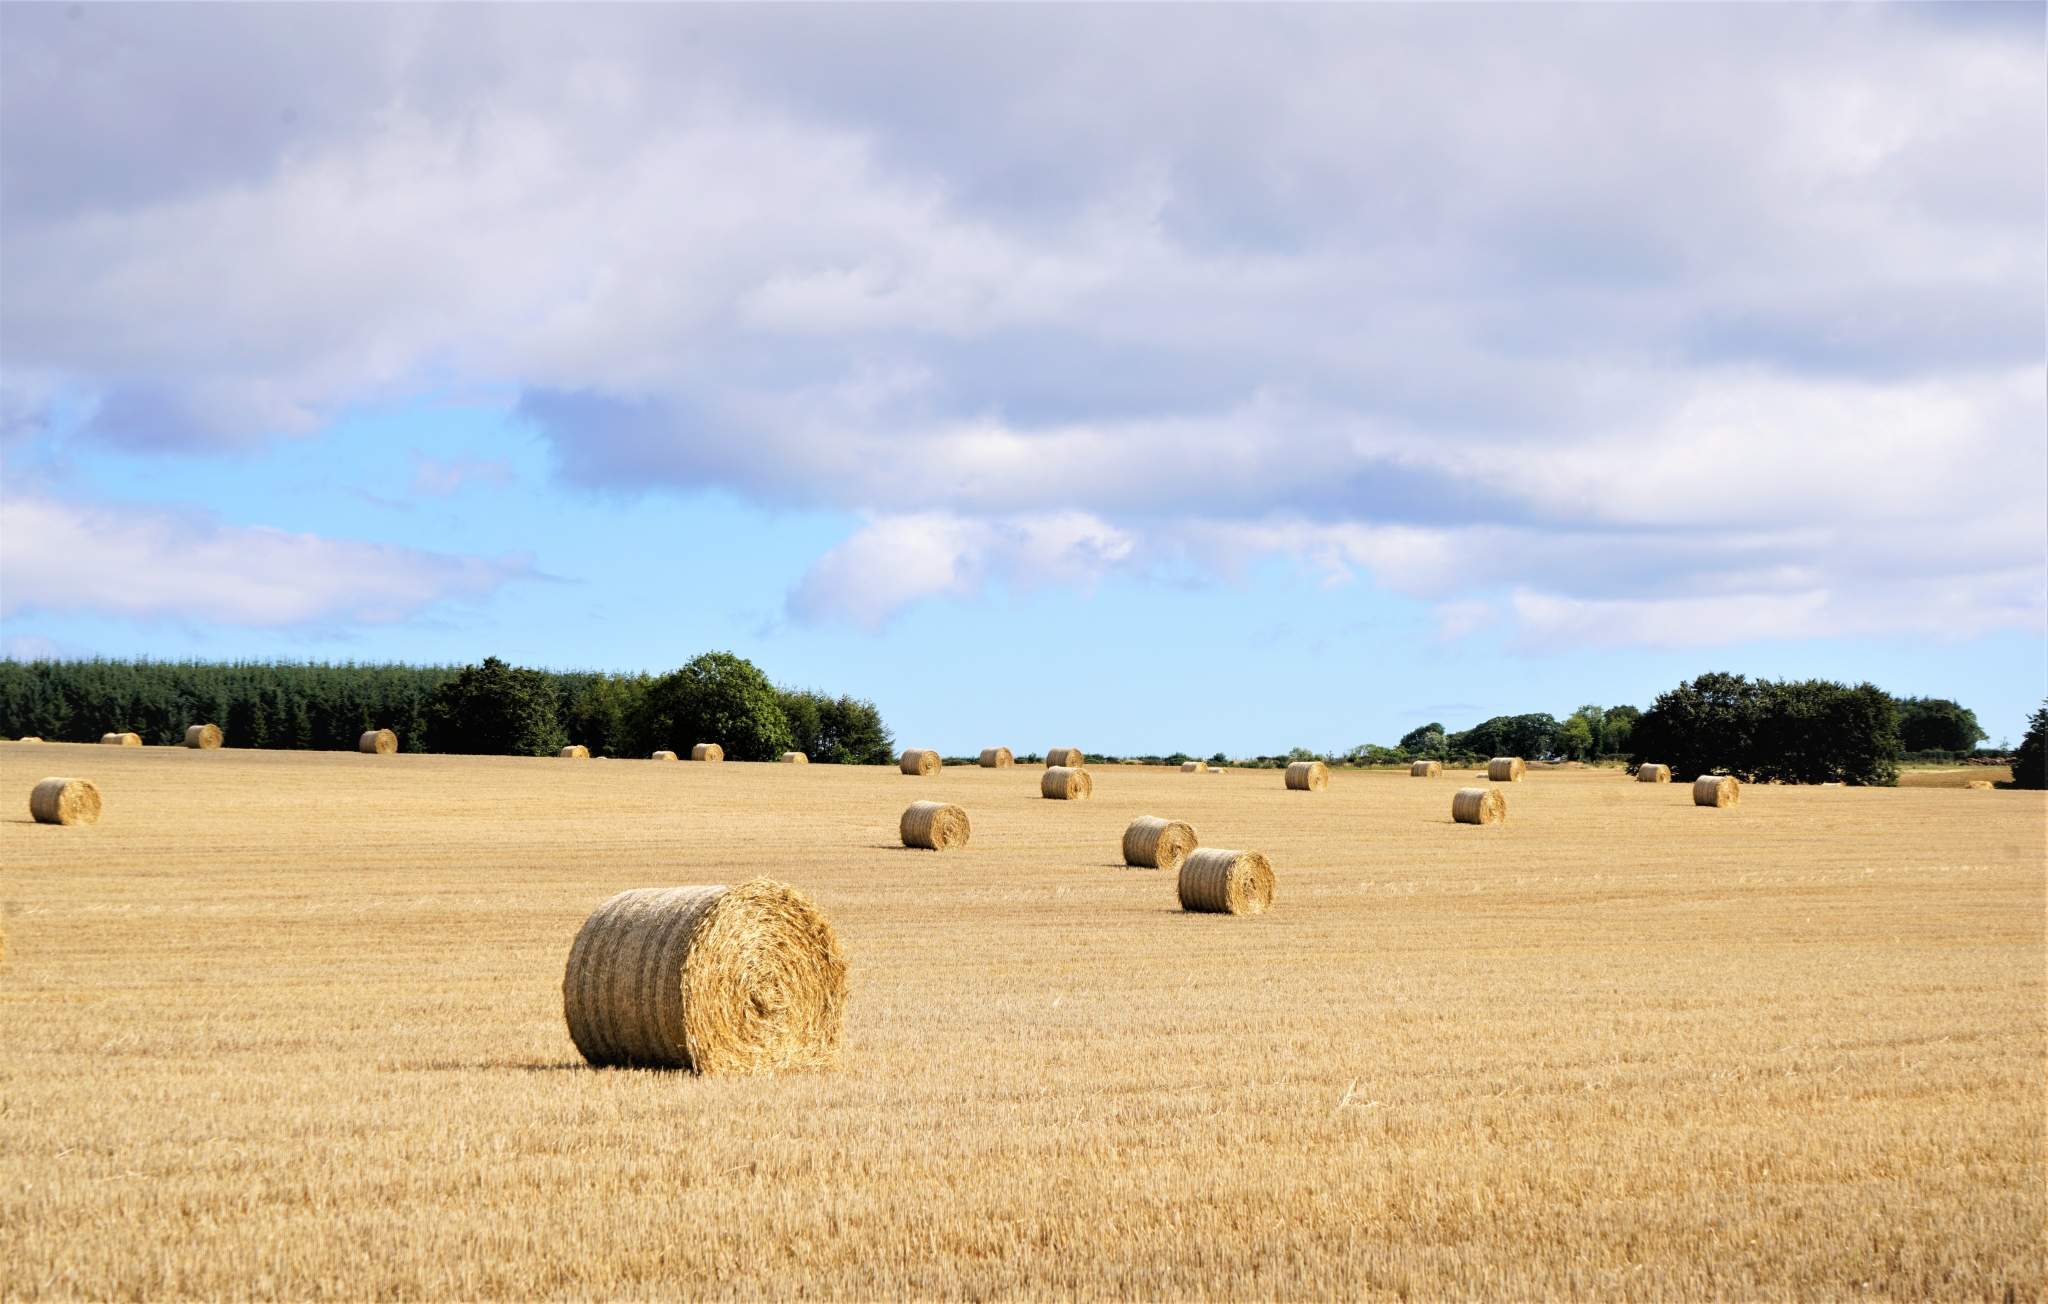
xmin=359 ymin=729 xmax=397 ymax=755
xmin=184 ymin=723 xmax=224 ymax=749
xmin=1045 ymin=747 xmax=1085 ymax=767
xmin=652 ymin=750 xmax=678 ymax=761
xmin=1410 ymin=760 xmax=1443 ymax=777
xmin=978 ymin=747 xmax=1014 ymax=768
xmin=1453 ymin=787 xmax=1506 ymax=825
xmin=691 ymin=743 xmax=724 ymax=762
xmin=1487 ymin=757 xmax=1526 ymax=782
xmin=1180 ymin=760 xmax=1209 ymax=773
xmin=1285 ymin=760 xmax=1329 ymax=791
xmin=560 ymin=745 xmax=590 ymax=759
xmin=17 ymin=736 xmax=41 ymax=743
xmin=899 ymin=748 xmax=941 ymax=776
xmin=1693 ymin=774 xmax=1740 ymax=807
xmin=781 ymin=751 xmax=809 ymax=764
xmin=1123 ymin=815 xmax=1198 ymax=872
xmin=901 ymin=800 xmax=970 ymax=850
xmin=30 ymin=777 xmax=101 ymax=826
xmin=101 ymin=732 xmax=141 ymax=747
xmin=1041 ymin=766 xmax=1093 ymax=800
xmin=562 ymin=878 xmax=848 ymax=1074
xmin=1966 ymin=780 xmax=1993 ymax=790
xmin=1178 ymin=848 xmax=1274 ymax=915
xmin=1637 ymin=763 xmax=1671 ymax=783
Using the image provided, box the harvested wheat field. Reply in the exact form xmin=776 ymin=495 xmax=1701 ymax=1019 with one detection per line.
xmin=0 ymin=745 xmax=2041 ymax=1301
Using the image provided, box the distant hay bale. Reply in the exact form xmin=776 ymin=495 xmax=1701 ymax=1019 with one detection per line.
xmin=184 ymin=723 xmax=224 ymax=749
xmin=1045 ymin=747 xmax=1085 ymax=767
xmin=1638 ymin=764 xmax=1671 ymax=783
xmin=1410 ymin=760 xmax=1443 ymax=777
xmin=781 ymin=752 xmax=809 ymax=764
xmin=1178 ymin=848 xmax=1274 ymax=915
xmin=901 ymin=801 xmax=970 ymax=850
xmin=560 ymin=745 xmax=590 ymax=759
xmin=652 ymin=750 xmax=678 ymax=761
xmin=1693 ymin=775 xmax=1740 ymax=807
xmin=1123 ymin=815 xmax=1198 ymax=872
xmin=1487 ymin=757 xmax=1526 ymax=782
xmin=562 ymin=878 xmax=848 ymax=1074
xmin=101 ymin=732 xmax=141 ymax=747
xmin=1966 ymin=780 xmax=1993 ymax=790
xmin=17 ymin=736 xmax=41 ymax=744
xmin=1181 ymin=760 xmax=1208 ymax=773
xmin=900 ymin=748 xmax=941 ymax=776
xmin=691 ymin=743 xmax=724 ymax=762
xmin=30 ymin=777 xmax=101 ymax=826
xmin=978 ymin=747 xmax=1014 ymax=768
xmin=1453 ymin=787 xmax=1507 ymax=825
xmin=359 ymin=729 xmax=397 ymax=755
xmin=1041 ymin=766 xmax=1093 ymax=800
xmin=1285 ymin=760 xmax=1329 ymax=791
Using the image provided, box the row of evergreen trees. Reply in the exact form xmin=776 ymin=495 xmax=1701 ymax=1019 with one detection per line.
xmin=0 ymin=653 xmax=896 ymax=763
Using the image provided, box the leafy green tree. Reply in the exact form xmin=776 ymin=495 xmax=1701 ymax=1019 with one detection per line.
xmin=1557 ymin=714 xmax=1595 ymax=762
xmin=776 ymin=688 xmax=895 ymax=764
xmin=640 ymin=652 xmax=793 ymax=762
xmin=1600 ymin=705 xmax=1640 ymax=757
xmin=2012 ymin=702 xmax=2046 ymax=790
xmin=1629 ymin=673 xmax=1759 ymax=780
xmin=1893 ymin=697 xmax=1988 ymax=755
xmin=425 ymin=657 xmax=567 ymax=756
xmin=1751 ymin=679 xmax=1901 ymax=786
xmin=562 ymin=673 xmax=651 ymax=757
xmin=1453 ymin=713 xmax=1561 ymax=762
xmin=1397 ymin=723 xmax=1447 ymax=757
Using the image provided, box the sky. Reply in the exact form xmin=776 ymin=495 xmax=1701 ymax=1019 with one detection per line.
xmin=2 ymin=2 xmax=2043 ymax=754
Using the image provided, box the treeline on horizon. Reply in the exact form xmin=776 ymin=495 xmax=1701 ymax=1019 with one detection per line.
xmin=0 ymin=654 xmax=896 ymax=764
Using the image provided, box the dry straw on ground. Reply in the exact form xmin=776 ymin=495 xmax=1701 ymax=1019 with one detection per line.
xmin=1041 ymin=766 xmax=1093 ymax=800
xmin=184 ymin=724 xmax=223 ymax=750
xmin=691 ymin=744 xmax=724 ymax=762
xmin=1045 ymin=747 xmax=1084 ymax=767
xmin=899 ymin=749 xmax=941 ymax=776
xmin=1454 ymin=787 xmax=1508 ymax=825
xmin=1638 ymin=763 xmax=1672 ymax=783
xmin=1411 ymin=760 xmax=1444 ymax=777
xmin=780 ymin=752 xmax=809 ymax=764
xmin=559 ymin=746 xmax=589 ymax=759
xmin=1488 ymin=757 xmax=1527 ymax=782
xmin=1286 ymin=760 xmax=1330 ymax=791
xmin=1180 ymin=760 xmax=1208 ymax=773
xmin=1178 ymin=847 xmax=1275 ymax=915
xmin=651 ymin=751 xmax=677 ymax=761
xmin=29 ymin=777 xmax=101 ymax=826
xmin=978 ymin=748 xmax=1014 ymax=768
xmin=358 ymin=729 xmax=397 ymax=754
xmin=1695 ymin=774 xmax=1742 ymax=807
xmin=101 ymin=732 xmax=141 ymax=747
xmin=900 ymin=801 xmax=971 ymax=850
xmin=561 ymin=878 xmax=848 ymax=1074
xmin=1122 ymin=816 xmax=1198 ymax=872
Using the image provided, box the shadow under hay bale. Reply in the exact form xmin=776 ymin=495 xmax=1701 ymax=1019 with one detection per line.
xmin=1694 ymin=775 xmax=1741 ymax=807
xmin=978 ymin=747 xmax=1014 ymax=768
xmin=1123 ymin=815 xmax=1197 ymax=872
xmin=1042 ymin=766 xmax=1092 ymax=800
xmin=184 ymin=723 xmax=223 ymax=749
xmin=1637 ymin=764 xmax=1671 ymax=783
xmin=900 ymin=748 xmax=940 ymax=776
xmin=31 ymin=777 xmax=101 ymax=826
xmin=359 ymin=729 xmax=397 ymax=754
xmin=1453 ymin=787 xmax=1506 ymax=825
xmin=691 ymin=744 xmax=724 ymax=762
xmin=1286 ymin=760 xmax=1329 ymax=791
xmin=562 ymin=879 xmax=847 ymax=1074
xmin=1178 ymin=848 xmax=1274 ymax=914
xmin=901 ymin=801 xmax=970 ymax=850
xmin=1410 ymin=760 xmax=1443 ymax=777
xmin=1488 ymin=757 xmax=1526 ymax=782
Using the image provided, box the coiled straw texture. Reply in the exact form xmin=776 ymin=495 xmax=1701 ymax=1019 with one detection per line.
xmin=1693 ymin=775 xmax=1741 ymax=807
xmin=978 ymin=748 xmax=1014 ymax=768
xmin=101 ymin=732 xmax=141 ymax=747
xmin=901 ymin=801 xmax=971 ymax=850
xmin=1487 ymin=757 xmax=1526 ymax=782
xmin=780 ymin=751 xmax=808 ymax=764
xmin=562 ymin=879 xmax=848 ymax=1074
xmin=1178 ymin=848 xmax=1274 ymax=915
xmin=1285 ymin=760 xmax=1329 ymax=791
xmin=1637 ymin=764 xmax=1671 ymax=783
xmin=1045 ymin=747 xmax=1085 ymax=767
xmin=184 ymin=723 xmax=223 ymax=749
xmin=30 ymin=777 xmax=101 ymax=826
xmin=692 ymin=744 xmax=724 ymax=762
xmin=560 ymin=745 xmax=590 ymax=759
xmin=1410 ymin=760 xmax=1443 ymax=777
xmin=359 ymin=729 xmax=397 ymax=754
xmin=900 ymin=749 xmax=941 ymax=776
xmin=1041 ymin=766 xmax=1093 ymax=800
xmin=1123 ymin=816 xmax=1198 ymax=872
xmin=1453 ymin=787 xmax=1507 ymax=825
xmin=1180 ymin=760 xmax=1208 ymax=773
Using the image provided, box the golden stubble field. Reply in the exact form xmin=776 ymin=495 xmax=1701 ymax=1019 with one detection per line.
xmin=0 ymin=744 xmax=2041 ymax=1302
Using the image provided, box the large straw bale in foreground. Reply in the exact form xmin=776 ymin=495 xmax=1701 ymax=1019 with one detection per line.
xmin=1487 ymin=757 xmax=1526 ymax=782
xmin=900 ymin=748 xmax=941 ymax=776
xmin=1638 ymin=763 xmax=1671 ymax=783
xmin=101 ymin=732 xmax=141 ymax=747
xmin=1045 ymin=747 xmax=1085 ymax=767
xmin=978 ymin=747 xmax=1014 ymax=768
xmin=30 ymin=777 xmax=101 ymax=826
xmin=560 ymin=745 xmax=589 ymax=759
xmin=1453 ymin=787 xmax=1507 ymax=825
xmin=359 ymin=729 xmax=397 ymax=755
xmin=1178 ymin=848 xmax=1274 ymax=915
xmin=1286 ymin=760 xmax=1329 ymax=791
xmin=184 ymin=723 xmax=223 ymax=749
xmin=1694 ymin=774 xmax=1741 ymax=807
xmin=691 ymin=743 xmax=724 ymax=762
xmin=1410 ymin=760 xmax=1443 ymax=777
xmin=1123 ymin=815 xmax=1198 ymax=872
xmin=1180 ymin=760 xmax=1208 ymax=773
xmin=652 ymin=751 xmax=678 ymax=761
xmin=1042 ymin=766 xmax=1092 ymax=800
xmin=562 ymin=879 xmax=847 ymax=1074
xmin=901 ymin=801 xmax=970 ymax=850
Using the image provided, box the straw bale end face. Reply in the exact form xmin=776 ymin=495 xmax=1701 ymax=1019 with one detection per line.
xmin=1637 ymin=763 xmax=1671 ymax=783
xmin=1041 ymin=765 xmax=1092 ymax=800
xmin=1123 ymin=815 xmax=1198 ymax=872
xmin=184 ymin=723 xmax=224 ymax=749
xmin=562 ymin=878 xmax=848 ymax=1074
xmin=1285 ymin=760 xmax=1329 ymax=791
xmin=899 ymin=748 xmax=941 ymax=776
xmin=652 ymin=750 xmax=678 ymax=761
xmin=1487 ymin=757 xmax=1526 ymax=782
xmin=781 ymin=751 xmax=809 ymax=763
xmin=691 ymin=743 xmax=724 ymax=762
xmin=1178 ymin=848 xmax=1274 ymax=914
xmin=1693 ymin=775 xmax=1741 ymax=807
xmin=901 ymin=801 xmax=970 ymax=850
xmin=359 ymin=729 xmax=398 ymax=754
xmin=1410 ymin=760 xmax=1443 ymax=778
xmin=560 ymin=745 xmax=590 ymax=759
xmin=30 ymin=777 xmax=101 ymax=826
xmin=101 ymin=732 xmax=142 ymax=746
xmin=1452 ymin=787 xmax=1507 ymax=825
xmin=978 ymin=747 xmax=1014 ymax=768
xmin=1045 ymin=747 xmax=1084 ymax=768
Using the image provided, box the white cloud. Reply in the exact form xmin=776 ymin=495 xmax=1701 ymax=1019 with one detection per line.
xmin=0 ymin=495 xmax=536 ymax=627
